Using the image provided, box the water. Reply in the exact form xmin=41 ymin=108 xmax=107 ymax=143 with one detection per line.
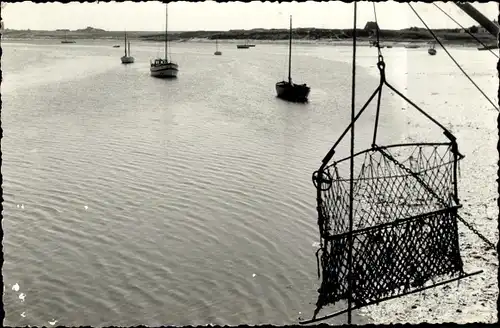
xmin=2 ymin=39 xmax=497 ymax=326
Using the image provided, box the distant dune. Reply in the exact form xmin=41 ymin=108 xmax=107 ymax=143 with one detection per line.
xmin=1 ymin=26 xmax=496 ymax=47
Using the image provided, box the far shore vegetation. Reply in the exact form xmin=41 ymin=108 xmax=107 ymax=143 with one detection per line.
xmin=1 ymin=22 xmax=497 ymax=46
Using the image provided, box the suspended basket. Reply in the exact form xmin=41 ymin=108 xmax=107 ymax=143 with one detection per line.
xmin=305 ymin=56 xmax=482 ymax=323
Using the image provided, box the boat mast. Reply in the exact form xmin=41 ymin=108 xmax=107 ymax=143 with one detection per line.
xmin=124 ymin=31 xmax=127 ymax=56
xmin=165 ymin=3 xmax=168 ymax=61
xmin=128 ymin=41 xmax=131 ymax=56
xmin=216 ymin=38 xmax=218 ymax=51
xmin=288 ymin=15 xmax=292 ymax=84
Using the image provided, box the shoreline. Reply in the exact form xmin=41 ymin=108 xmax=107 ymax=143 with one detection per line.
xmin=1 ymin=26 xmax=497 ymax=49
xmin=1 ymin=36 xmax=492 ymax=49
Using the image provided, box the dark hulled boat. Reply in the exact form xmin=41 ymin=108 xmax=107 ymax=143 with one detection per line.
xmin=150 ymin=3 xmax=178 ymax=78
xmin=214 ymin=39 xmax=222 ymax=55
xmin=428 ymin=42 xmax=437 ymax=56
xmin=237 ymin=39 xmax=254 ymax=49
xmin=276 ymin=80 xmax=310 ymax=102
xmin=61 ymin=31 xmax=76 ymax=44
xmin=236 ymin=45 xmax=250 ymax=49
xmin=275 ymin=15 xmax=310 ymax=103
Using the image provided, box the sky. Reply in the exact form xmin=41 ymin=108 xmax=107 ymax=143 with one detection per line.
xmin=1 ymin=1 xmax=498 ymax=32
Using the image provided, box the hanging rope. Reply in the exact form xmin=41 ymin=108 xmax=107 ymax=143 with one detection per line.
xmin=408 ymin=3 xmax=499 ymax=112
xmin=432 ymin=3 xmax=498 ymax=59
xmin=496 ymin=4 xmax=500 ymax=310
xmin=346 ymin=2 xmax=357 ymax=325
xmin=371 ymin=3 xmax=384 ymax=146
xmin=496 ymin=3 xmax=500 ymax=318
xmin=372 ymin=3 xmax=382 ymax=58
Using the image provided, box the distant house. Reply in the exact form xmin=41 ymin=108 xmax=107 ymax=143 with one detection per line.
xmin=477 ymin=26 xmax=487 ymax=33
xmin=476 ymin=20 xmax=498 ymax=33
xmin=364 ymin=21 xmax=379 ymax=31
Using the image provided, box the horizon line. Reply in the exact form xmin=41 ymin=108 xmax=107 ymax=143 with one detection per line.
xmin=3 ymin=26 xmax=479 ymax=33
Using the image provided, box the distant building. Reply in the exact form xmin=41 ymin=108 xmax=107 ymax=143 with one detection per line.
xmin=476 ymin=20 xmax=498 ymax=33
xmin=477 ymin=26 xmax=487 ymax=33
xmin=364 ymin=21 xmax=379 ymax=31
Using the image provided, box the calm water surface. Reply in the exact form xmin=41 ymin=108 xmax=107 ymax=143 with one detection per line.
xmin=2 ymin=39 xmax=497 ymax=326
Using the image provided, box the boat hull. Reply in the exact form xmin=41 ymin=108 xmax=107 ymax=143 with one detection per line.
xmin=214 ymin=51 xmax=222 ymax=55
xmin=275 ymin=81 xmax=310 ymax=103
xmin=150 ymin=62 xmax=179 ymax=78
xmin=237 ymin=45 xmax=250 ymax=49
xmin=121 ymin=56 xmax=135 ymax=64
xmin=428 ymin=48 xmax=437 ymax=55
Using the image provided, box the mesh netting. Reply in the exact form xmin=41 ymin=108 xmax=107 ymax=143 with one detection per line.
xmin=313 ymin=143 xmax=465 ymax=314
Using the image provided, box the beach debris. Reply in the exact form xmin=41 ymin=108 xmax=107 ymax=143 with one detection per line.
xmin=19 ymin=293 xmax=26 ymax=302
xmin=84 ymin=205 xmax=88 ymax=210
xmin=48 ymin=319 xmax=58 ymax=326
xmin=21 ymin=312 xmax=26 ymax=318
xmin=252 ymin=273 xmax=256 ymax=278
xmin=12 ymin=283 xmax=20 ymax=292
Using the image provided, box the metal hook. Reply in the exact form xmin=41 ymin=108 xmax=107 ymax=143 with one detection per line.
xmin=377 ymin=59 xmax=386 ymax=83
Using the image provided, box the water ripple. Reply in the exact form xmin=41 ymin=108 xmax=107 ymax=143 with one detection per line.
xmin=5 ymin=41 xmax=495 ymax=326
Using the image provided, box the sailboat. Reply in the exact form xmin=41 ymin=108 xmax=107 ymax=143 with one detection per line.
xmin=275 ymin=15 xmax=310 ymax=103
xmin=428 ymin=41 xmax=437 ymax=55
xmin=61 ymin=30 xmax=75 ymax=44
xmin=150 ymin=3 xmax=179 ymax=78
xmin=214 ymin=39 xmax=222 ymax=55
xmin=121 ymin=31 xmax=135 ymax=64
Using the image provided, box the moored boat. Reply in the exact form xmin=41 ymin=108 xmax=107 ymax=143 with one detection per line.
xmin=275 ymin=15 xmax=310 ymax=103
xmin=150 ymin=3 xmax=178 ymax=78
xmin=214 ymin=39 xmax=222 ymax=55
xmin=120 ymin=32 xmax=135 ymax=64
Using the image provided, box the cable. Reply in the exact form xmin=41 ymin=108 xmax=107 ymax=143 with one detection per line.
xmin=372 ymin=2 xmax=382 ymax=57
xmin=408 ymin=3 xmax=498 ymax=250
xmin=496 ymin=2 xmax=500 ymax=318
xmin=370 ymin=3 xmax=384 ymax=146
xmin=433 ymin=3 xmax=498 ymax=59
xmin=347 ymin=2 xmax=357 ymax=326
xmin=408 ymin=3 xmax=499 ymax=112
